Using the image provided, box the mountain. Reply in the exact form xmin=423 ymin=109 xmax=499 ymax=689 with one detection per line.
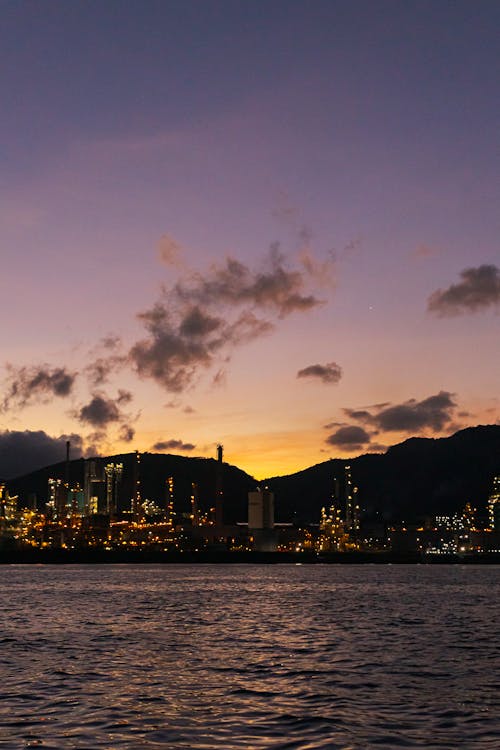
xmin=6 ymin=452 xmax=256 ymax=524
xmin=264 ymin=425 xmax=500 ymax=524
xmin=5 ymin=425 xmax=500 ymax=524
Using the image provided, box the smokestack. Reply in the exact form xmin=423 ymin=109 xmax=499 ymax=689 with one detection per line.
xmin=217 ymin=444 xmax=223 ymax=463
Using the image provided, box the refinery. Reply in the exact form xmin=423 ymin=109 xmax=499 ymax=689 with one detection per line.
xmin=1 ymin=441 xmax=499 ymax=561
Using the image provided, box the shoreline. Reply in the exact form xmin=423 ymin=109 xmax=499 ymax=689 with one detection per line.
xmin=0 ymin=549 xmax=499 ymax=564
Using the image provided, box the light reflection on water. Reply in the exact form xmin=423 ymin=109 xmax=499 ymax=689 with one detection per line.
xmin=0 ymin=564 xmax=498 ymax=749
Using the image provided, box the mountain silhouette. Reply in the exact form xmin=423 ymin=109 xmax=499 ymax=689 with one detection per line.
xmin=6 ymin=425 xmax=500 ymax=525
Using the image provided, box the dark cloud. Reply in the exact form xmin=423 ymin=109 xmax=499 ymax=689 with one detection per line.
xmin=118 ymin=425 xmax=135 ymax=443
xmin=2 ymin=364 xmax=77 ymax=411
xmin=85 ymin=355 xmax=126 ymax=387
xmin=173 ymin=246 xmax=327 ymax=318
xmin=84 ymin=336 xmax=126 ymax=387
xmin=326 ymin=425 xmax=371 ymax=451
xmin=152 ymin=439 xmax=196 ymax=452
xmin=78 ymin=390 xmax=132 ymax=428
xmin=130 ymin=244 xmax=334 ymax=393
xmin=343 ymin=408 xmax=373 ymax=421
xmin=0 ymin=430 xmax=83 ymax=479
xmin=130 ymin=303 xmax=272 ymax=392
xmin=428 ymin=264 xmax=500 ymax=316
xmin=375 ymin=392 xmax=457 ymax=432
xmin=342 ymin=391 xmax=457 ymax=433
xmin=130 ymin=304 xmax=216 ymax=392
xmin=297 ymin=362 xmax=342 ymax=384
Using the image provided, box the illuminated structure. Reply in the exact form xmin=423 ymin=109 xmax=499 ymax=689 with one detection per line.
xmin=84 ymin=461 xmax=105 ymax=515
xmin=344 ymin=465 xmax=360 ymax=532
xmin=319 ymin=504 xmax=345 ymax=551
xmin=105 ymin=463 xmax=123 ymax=517
xmin=488 ymin=476 xmax=500 ymax=530
xmin=132 ymin=450 xmax=143 ymax=521
xmin=165 ymin=476 xmax=174 ymax=527
xmin=190 ymin=482 xmax=199 ymax=526
xmin=0 ymin=483 xmax=17 ymax=522
xmin=48 ymin=477 xmax=67 ymax=520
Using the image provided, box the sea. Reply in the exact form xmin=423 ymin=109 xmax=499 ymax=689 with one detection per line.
xmin=0 ymin=564 xmax=498 ymax=750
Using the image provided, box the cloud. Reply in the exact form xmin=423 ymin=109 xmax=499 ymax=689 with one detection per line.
xmin=326 ymin=425 xmax=371 ymax=452
xmin=152 ymin=439 xmax=196 ymax=452
xmin=85 ymin=355 xmax=126 ymax=387
xmin=212 ymin=368 xmax=227 ymax=388
xmin=343 ymin=391 xmax=458 ymax=433
xmin=0 ymin=430 xmax=83 ymax=479
xmin=428 ymin=264 xmax=500 ymax=316
xmin=158 ymin=233 xmax=185 ymax=267
xmin=172 ymin=244 xmax=329 ymax=318
xmin=84 ymin=336 xmax=126 ymax=387
xmin=2 ymin=364 xmax=77 ymax=411
xmin=118 ymin=425 xmax=135 ymax=443
xmin=297 ymin=362 xmax=342 ymax=384
xmin=129 ymin=241 xmax=331 ymax=393
xmin=343 ymin=408 xmax=373 ymax=421
xmin=78 ymin=390 xmax=133 ymax=428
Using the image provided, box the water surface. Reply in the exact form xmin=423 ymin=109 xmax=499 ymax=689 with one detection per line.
xmin=0 ymin=564 xmax=498 ymax=749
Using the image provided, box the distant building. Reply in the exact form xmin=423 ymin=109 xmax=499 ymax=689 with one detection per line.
xmin=84 ymin=461 xmax=106 ymax=515
xmin=248 ymin=488 xmax=274 ymax=530
xmin=48 ymin=477 xmax=67 ymax=520
xmin=105 ymin=463 xmax=123 ymax=517
xmin=248 ymin=487 xmax=276 ymax=551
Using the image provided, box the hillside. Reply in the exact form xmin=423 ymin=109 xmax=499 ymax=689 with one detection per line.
xmin=264 ymin=425 xmax=500 ymax=523
xmin=7 ymin=452 xmax=256 ymax=524
xmin=6 ymin=425 xmax=500 ymax=524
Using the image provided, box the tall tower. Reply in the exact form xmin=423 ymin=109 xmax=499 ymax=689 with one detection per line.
xmin=132 ymin=450 xmax=142 ymax=521
xmin=165 ymin=476 xmax=174 ymax=527
xmin=215 ymin=444 xmax=224 ymax=527
xmin=344 ymin=465 xmax=360 ymax=532
xmin=84 ymin=461 xmax=105 ymax=515
xmin=488 ymin=476 xmax=500 ymax=530
xmin=105 ymin=463 xmax=123 ymax=518
xmin=191 ymin=482 xmax=200 ymax=526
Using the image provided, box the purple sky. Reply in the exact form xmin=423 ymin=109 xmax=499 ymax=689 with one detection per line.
xmin=1 ymin=1 xmax=499 ymax=478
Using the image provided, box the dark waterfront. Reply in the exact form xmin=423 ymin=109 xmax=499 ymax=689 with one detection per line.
xmin=0 ymin=565 xmax=498 ymax=749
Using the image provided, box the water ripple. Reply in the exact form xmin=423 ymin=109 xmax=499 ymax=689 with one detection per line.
xmin=0 ymin=564 xmax=498 ymax=749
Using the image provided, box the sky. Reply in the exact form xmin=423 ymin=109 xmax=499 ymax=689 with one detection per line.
xmin=1 ymin=0 xmax=499 ymax=480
